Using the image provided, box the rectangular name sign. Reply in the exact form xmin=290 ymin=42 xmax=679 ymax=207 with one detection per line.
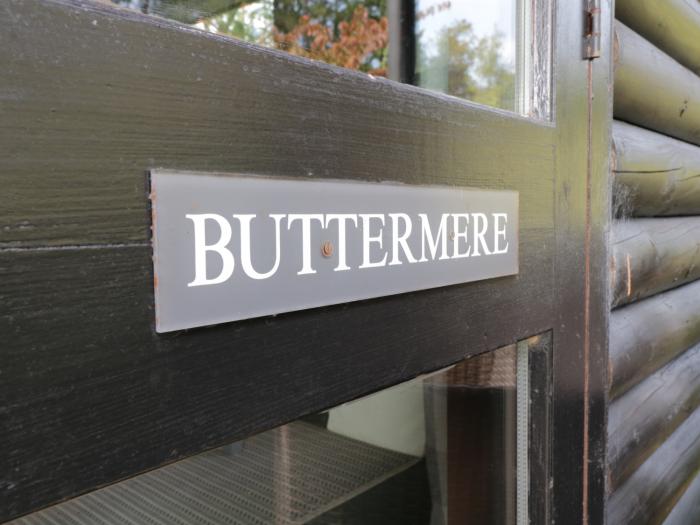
xmin=151 ymin=170 xmax=519 ymax=332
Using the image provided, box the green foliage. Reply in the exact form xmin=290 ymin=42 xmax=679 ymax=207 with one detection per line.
xmin=195 ymin=1 xmax=388 ymax=72
xmin=416 ymin=20 xmax=516 ymax=110
xmin=199 ymin=1 xmax=274 ymax=44
xmin=271 ymin=0 xmax=387 ymax=73
xmin=272 ymin=0 xmax=386 ymax=34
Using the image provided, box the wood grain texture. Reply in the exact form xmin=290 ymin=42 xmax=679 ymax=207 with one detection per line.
xmin=582 ymin=4 xmax=615 ymax=521
xmin=610 ymin=217 xmax=700 ymax=308
xmin=0 ymin=0 xmax=553 ymax=249
xmin=614 ymin=21 xmax=700 ymax=147
xmin=609 ymin=6 xmax=700 ymax=525
xmin=608 ymin=343 xmax=700 ymax=491
xmin=609 ymin=279 xmax=700 ymax=399
xmin=550 ymin=3 xmax=614 ymax=524
xmin=663 ymin=472 xmax=700 ymax=525
xmin=0 ymin=238 xmax=555 ymax=521
xmin=613 ymin=121 xmax=700 ymax=217
xmin=607 ymin=406 xmax=700 ymax=525
xmin=527 ymin=333 xmax=553 ymax=525
xmin=0 ymin=0 xmax=614 ymax=521
xmin=616 ymin=0 xmax=700 ymax=76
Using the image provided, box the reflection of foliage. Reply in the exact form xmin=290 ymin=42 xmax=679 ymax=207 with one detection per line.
xmin=274 ymin=5 xmax=388 ymax=74
xmin=272 ymin=0 xmax=385 ymax=35
xmin=417 ymin=20 xmax=515 ymax=109
xmin=198 ymin=1 xmax=274 ymax=44
xmin=111 ymin=0 xmax=252 ymax=24
xmin=194 ymin=1 xmax=388 ymax=75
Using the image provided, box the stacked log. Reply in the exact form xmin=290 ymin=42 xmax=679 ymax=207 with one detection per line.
xmin=614 ymin=22 xmax=700 ymax=147
xmin=613 ymin=121 xmax=700 ymax=218
xmin=610 ymin=6 xmax=700 ymax=523
xmin=608 ymin=343 xmax=700 ymax=490
xmin=607 ymin=407 xmax=700 ymax=524
xmin=662 ymin=472 xmax=700 ymax=525
xmin=617 ymin=0 xmax=700 ymax=75
xmin=610 ymin=218 xmax=700 ymax=308
xmin=609 ymin=280 xmax=700 ymax=399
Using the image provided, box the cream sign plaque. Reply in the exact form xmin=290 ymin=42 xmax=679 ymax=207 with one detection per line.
xmin=150 ymin=170 xmax=519 ymax=332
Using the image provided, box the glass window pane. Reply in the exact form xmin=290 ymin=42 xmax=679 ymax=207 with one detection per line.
xmin=414 ymin=0 xmax=517 ymax=111
xmin=12 ymin=344 xmax=540 ymax=524
xmin=103 ymin=0 xmax=551 ymax=118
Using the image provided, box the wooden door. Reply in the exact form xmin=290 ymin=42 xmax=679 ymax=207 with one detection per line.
xmin=0 ymin=1 xmax=613 ymax=522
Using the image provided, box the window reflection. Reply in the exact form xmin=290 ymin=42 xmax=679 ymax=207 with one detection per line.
xmin=107 ymin=0 xmax=545 ymax=115
xmin=12 ymin=345 xmax=531 ymax=525
xmin=414 ymin=0 xmax=517 ymax=111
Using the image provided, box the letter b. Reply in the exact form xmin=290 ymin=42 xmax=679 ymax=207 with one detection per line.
xmin=186 ymin=214 xmax=235 ymax=286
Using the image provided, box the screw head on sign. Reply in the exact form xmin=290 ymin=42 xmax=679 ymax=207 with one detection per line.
xmin=321 ymin=241 xmax=334 ymax=257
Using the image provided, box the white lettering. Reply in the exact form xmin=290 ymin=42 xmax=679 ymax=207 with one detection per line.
xmin=186 ymin=213 xmax=234 ymax=286
xmin=472 ymin=212 xmax=491 ymax=256
xmin=325 ymin=214 xmax=358 ymax=271
xmin=493 ymin=213 xmax=509 ymax=254
xmin=287 ymin=214 xmax=324 ymax=275
xmin=359 ymin=214 xmax=388 ymax=268
xmin=389 ymin=213 xmax=417 ymax=265
xmin=234 ymin=214 xmax=284 ymax=279
xmin=185 ymin=210 xmax=512 ymax=285
xmin=452 ymin=213 xmax=471 ymax=259
xmin=418 ymin=213 xmax=449 ymax=262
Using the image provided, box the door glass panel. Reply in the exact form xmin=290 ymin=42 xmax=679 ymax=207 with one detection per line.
xmin=11 ymin=339 xmax=549 ymax=525
xmin=104 ymin=0 xmax=551 ymax=118
xmin=414 ymin=0 xmax=517 ymax=112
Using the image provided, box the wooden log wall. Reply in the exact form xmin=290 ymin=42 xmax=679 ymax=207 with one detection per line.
xmin=607 ymin=407 xmax=700 ymax=525
xmin=616 ymin=0 xmax=700 ymax=76
xmin=614 ymin=21 xmax=700 ymax=147
xmin=610 ymin=217 xmax=700 ymax=308
xmin=609 ymin=279 xmax=700 ymax=399
xmin=609 ymin=5 xmax=700 ymax=523
xmin=663 ymin=472 xmax=700 ymax=525
xmin=608 ymin=343 xmax=700 ymax=490
xmin=613 ymin=121 xmax=700 ymax=217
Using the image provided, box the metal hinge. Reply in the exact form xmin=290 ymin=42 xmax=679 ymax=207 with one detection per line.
xmin=583 ymin=0 xmax=601 ymax=59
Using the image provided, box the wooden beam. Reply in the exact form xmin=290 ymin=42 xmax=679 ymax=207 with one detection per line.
xmin=614 ymin=21 xmax=700 ymax=147
xmin=611 ymin=218 xmax=700 ymax=308
xmin=663 ymin=472 xmax=700 ymax=525
xmin=607 ymin=407 xmax=700 ymax=525
xmin=0 ymin=0 xmax=554 ymax=249
xmin=0 ymin=237 xmax=556 ymax=521
xmin=608 ymin=343 xmax=700 ymax=490
xmin=613 ymin=121 xmax=700 ymax=217
xmin=610 ymin=279 xmax=700 ymax=399
xmin=616 ymin=0 xmax=700 ymax=76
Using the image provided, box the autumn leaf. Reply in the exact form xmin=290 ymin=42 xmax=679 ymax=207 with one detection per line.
xmin=273 ymin=5 xmax=388 ymax=76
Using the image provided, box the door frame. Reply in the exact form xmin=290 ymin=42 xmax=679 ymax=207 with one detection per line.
xmin=0 ymin=0 xmax=613 ymax=522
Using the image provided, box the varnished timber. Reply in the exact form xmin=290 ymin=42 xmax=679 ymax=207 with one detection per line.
xmin=607 ymin=406 xmax=700 ymax=525
xmin=0 ymin=0 xmax=554 ymax=249
xmin=609 ymin=279 xmax=700 ymax=399
xmin=663 ymin=472 xmax=700 ymax=525
xmin=614 ymin=21 xmax=700 ymax=147
xmin=608 ymin=343 xmax=700 ymax=490
xmin=0 ymin=0 xmax=614 ymax=522
xmin=616 ymin=0 xmax=700 ymax=76
xmin=609 ymin=6 xmax=700 ymax=525
xmin=610 ymin=217 xmax=700 ymax=308
xmin=551 ymin=2 xmax=614 ymax=523
xmin=0 ymin=241 xmax=554 ymax=521
xmin=613 ymin=121 xmax=700 ymax=217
